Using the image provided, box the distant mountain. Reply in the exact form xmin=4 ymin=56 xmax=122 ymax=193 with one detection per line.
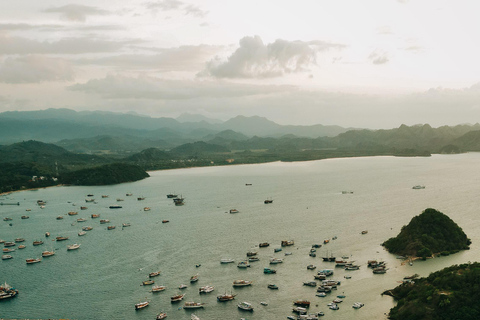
xmin=169 ymin=141 xmax=230 ymax=155
xmin=124 ymin=148 xmax=172 ymax=162
xmin=176 ymin=113 xmax=223 ymax=124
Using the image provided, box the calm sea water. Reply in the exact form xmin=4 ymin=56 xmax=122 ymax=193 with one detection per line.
xmin=2 ymin=154 xmax=480 ymax=320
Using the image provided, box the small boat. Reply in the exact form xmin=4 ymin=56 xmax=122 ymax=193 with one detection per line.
xmin=42 ymin=250 xmax=55 ymax=257
xmin=191 ymin=314 xmax=200 ymax=320
xmin=248 ymin=256 xmax=259 ymax=262
xmin=190 ymin=274 xmax=199 ymax=282
xmin=56 ymin=236 xmax=69 ymax=241
xmin=316 ymin=292 xmax=326 ymax=297
xmin=270 ymin=258 xmax=283 ymax=264
xmin=199 ymin=285 xmax=214 ymax=293
xmin=263 ymin=267 xmax=276 ymax=274
xmin=307 ymin=265 xmax=316 ymax=270
xmin=122 ymin=223 xmax=131 ymax=227
xmin=352 ymin=302 xmax=364 ymax=309
xmin=68 ymin=211 xmax=78 ymax=216
xmin=143 ymin=280 xmax=155 ymax=286
xmin=101 ymin=195 xmax=109 ymax=198
xmin=33 ymin=240 xmax=43 ymax=246
xmin=18 ymin=245 xmax=26 ymax=249
xmin=294 ymin=300 xmax=310 ymax=307
xmin=274 ymin=247 xmax=282 ymax=252
xmin=137 ymin=197 xmax=145 ymax=201
xmin=237 ymin=301 xmax=254 ymax=311
xmin=26 ymin=258 xmax=41 ymax=264
xmin=333 ymin=298 xmax=343 ymax=303
xmin=171 ymin=293 xmax=185 ymax=302
xmin=143 ymin=207 xmax=151 ymax=211
xmin=116 ymin=198 xmax=124 ymax=202
xmin=246 ymin=251 xmax=257 ymax=256
xmin=217 ymin=292 xmax=236 ymax=301
xmin=78 ymin=231 xmax=86 ymax=236
xmin=183 ymin=302 xmax=205 ymax=309
xmin=82 ymin=226 xmax=93 ymax=231
xmin=126 ymin=193 xmax=133 ymax=196
xmin=85 ymin=198 xmax=95 ymax=203
xmin=0 ymin=282 xmax=18 ymax=300
xmin=281 ymin=240 xmax=294 ymax=247
xmin=156 ymin=313 xmax=167 ymax=319
xmin=135 ymin=301 xmax=149 ymax=310
xmin=152 ymin=286 xmax=167 ymax=292
xmin=67 ymin=243 xmax=80 ymax=250
xmin=162 ymin=220 xmax=169 ymax=223
xmin=361 ymin=230 xmax=368 ymax=234
xmin=109 ymin=205 xmax=122 ymax=209
xmin=100 ymin=219 xmax=110 ymax=224
xmin=264 ymin=199 xmax=273 ymax=204
xmin=292 ymin=306 xmax=307 ymax=314
xmin=179 ymin=284 xmax=188 ymax=289
xmin=233 ymin=280 xmax=252 ymax=287
xmin=229 ymin=209 xmax=239 ymax=214
xmin=329 ymin=303 xmax=339 ymax=310
xmin=259 ymin=242 xmax=270 ymax=247
xmin=3 ymin=248 xmax=15 ymax=253
xmin=45 ymin=232 xmax=50 ymax=237
xmin=237 ymin=261 xmax=250 ymax=268
xmin=107 ymin=225 xmax=116 ymax=230
xmin=15 ymin=238 xmax=25 ymax=243
xmin=324 ymin=239 xmax=330 ymax=244
xmin=80 ymin=206 xmax=88 ymax=210
xmin=173 ymin=197 xmax=185 ymax=206
xmin=56 ymin=216 xmax=64 ymax=220
xmin=220 ymin=258 xmax=234 ymax=264
xmin=3 ymin=217 xmax=12 ymax=221
xmin=21 ymin=215 xmax=29 ymax=219
xmin=267 ymin=284 xmax=278 ymax=290
xmin=412 ymin=185 xmax=425 ymax=189
xmin=77 ymin=218 xmax=87 ymax=222
xmin=166 ymin=194 xmax=177 ymax=198
xmin=303 ymin=281 xmax=317 ymax=287
xmin=342 ymin=191 xmax=354 ymax=194
xmin=1 ymin=255 xmax=13 ymax=260
xmin=149 ymin=271 xmax=161 ymax=278
xmin=260 ymin=301 xmax=268 ymax=306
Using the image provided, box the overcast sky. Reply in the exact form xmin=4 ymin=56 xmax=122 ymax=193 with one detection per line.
xmin=1 ymin=0 xmax=480 ymax=128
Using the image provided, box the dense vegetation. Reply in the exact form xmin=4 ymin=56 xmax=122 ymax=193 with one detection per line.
xmin=60 ymin=163 xmax=149 ymax=186
xmin=382 ymin=208 xmax=471 ymax=259
xmin=388 ymin=262 xmax=480 ymax=320
xmin=0 ymin=162 xmax=58 ymax=194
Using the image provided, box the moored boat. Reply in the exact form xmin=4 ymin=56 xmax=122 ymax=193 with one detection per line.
xmin=26 ymin=258 xmax=41 ymax=264
xmin=134 ymin=301 xmax=149 ymax=310
xmin=100 ymin=219 xmax=110 ymax=224
xmin=143 ymin=207 xmax=151 ymax=211
xmin=15 ymin=238 xmax=25 ymax=242
xmin=270 ymin=257 xmax=283 ymax=264
xmin=171 ymin=293 xmax=185 ymax=302
xmin=56 ymin=216 xmax=64 ymax=220
xmin=42 ymin=250 xmax=55 ymax=257
xmin=68 ymin=211 xmax=78 ymax=216
xmin=281 ymin=240 xmax=294 ymax=246
xmin=259 ymin=242 xmax=270 ymax=247
xmin=183 ymin=301 xmax=205 ymax=309
xmin=237 ymin=261 xmax=250 ymax=268
xmin=220 ymin=258 xmax=234 ymax=264
xmin=78 ymin=231 xmax=86 ymax=236
xmin=67 ymin=243 xmax=80 ymax=250
xmin=217 ymin=292 xmax=236 ymax=301
xmin=156 ymin=312 xmax=167 ymax=319
xmin=233 ymin=280 xmax=252 ymax=287
xmin=77 ymin=218 xmax=87 ymax=222
xmin=143 ymin=280 xmax=155 ymax=285
xmin=107 ymin=225 xmax=116 ymax=230
xmin=263 ymin=267 xmax=276 ymax=274
xmin=91 ymin=214 xmax=100 ymax=218
xmin=18 ymin=245 xmax=26 ymax=249
xmin=33 ymin=240 xmax=43 ymax=246
xmin=267 ymin=284 xmax=278 ymax=290
xmin=21 ymin=215 xmax=29 ymax=219
xmin=151 ymin=285 xmax=166 ymax=292
xmin=45 ymin=232 xmax=50 ymax=237
xmin=56 ymin=236 xmax=69 ymax=241
xmin=149 ymin=271 xmax=161 ymax=277
xmin=0 ymin=282 xmax=18 ymax=300
xmin=4 ymin=242 xmax=15 ymax=247
xmin=199 ymin=285 xmax=214 ymax=293
xmin=190 ymin=274 xmax=199 ymax=282
xmin=229 ymin=209 xmax=239 ymax=213
xmin=237 ymin=301 xmax=254 ymax=311
xmin=82 ymin=226 xmax=93 ymax=231
xmin=162 ymin=220 xmax=169 ymax=223
xmin=293 ymin=300 xmax=310 ymax=307
xmin=109 ymin=205 xmax=122 ymax=209
xmin=1 ymin=255 xmax=13 ymax=260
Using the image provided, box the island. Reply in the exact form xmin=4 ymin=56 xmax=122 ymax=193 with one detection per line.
xmin=382 ymin=208 xmax=471 ymax=259
xmin=386 ymin=262 xmax=480 ymax=319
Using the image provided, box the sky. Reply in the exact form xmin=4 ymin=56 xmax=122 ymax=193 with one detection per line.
xmin=1 ymin=0 xmax=480 ymax=128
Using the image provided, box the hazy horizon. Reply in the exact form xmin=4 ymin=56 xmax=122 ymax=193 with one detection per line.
xmin=1 ymin=1 xmax=480 ymax=129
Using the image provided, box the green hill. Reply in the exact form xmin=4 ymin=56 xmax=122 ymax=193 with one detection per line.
xmin=60 ymin=163 xmax=149 ymax=186
xmin=382 ymin=208 xmax=471 ymax=258
xmin=387 ymin=262 xmax=480 ymax=320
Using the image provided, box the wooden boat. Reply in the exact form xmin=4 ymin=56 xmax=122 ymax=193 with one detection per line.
xmin=171 ymin=293 xmax=185 ymax=302
xmin=183 ymin=302 xmax=205 ymax=309
xmin=33 ymin=240 xmax=43 ymax=246
xmin=56 ymin=236 xmax=69 ymax=241
xmin=294 ymin=300 xmax=310 ymax=307
xmin=229 ymin=209 xmax=239 ymax=214
xmin=26 ymin=258 xmax=41 ymax=264
xmin=162 ymin=220 xmax=169 ymax=223
xmin=68 ymin=211 xmax=78 ymax=216
xmin=67 ymin=243 xmax=80 ymax=250
xmin=217 ymin=292 xmax=236 ymax=301
xmin=149 ymin=271 xmax=161 ymax=277
xmin=281 ymin=240 xmax=294 ymax=246
xmin=259 ymin=242 xmax=270 ymax=247
xmin=237 ymin=301 xmax=254 ymax=311
xmin=233 ymin=280 xmax=252 ymax=287
xmin=107 ymin=225 xmax=116 ymax=230
xmin=135 ymin=301 xmax=149 ymax=310
xmin=143 ymin=280 xmax=155 ymax=285
xmin=156 ymin=313 xmax=167 ymax=319
xmin=42 ymin=250 xmax=55 ymax=257
xmin=151 ymin=285 xmax=166 ymax=292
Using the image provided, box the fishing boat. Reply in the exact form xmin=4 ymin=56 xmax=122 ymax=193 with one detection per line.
xmin=173 ymin=196 xmax=185 ymax=206
xmin=199 ymin=285 xmax=214 ymax=293
xmin=260 ymin=301 xmax=268 ymax=306
xmin=263 ymin=267 xmax=276 ymax=274
xmin=248 ymin=256 xmax=259 ymax=262
xmin=270 ymin=258 xmax=283 ymax=264
xmin=361 ymin=230 xmax=368 ymax=234
xmin=77 ymin=218 xmax=87 ymax=222
xmin=33 ymin=240 xmax=43 ymax=246
xmin=149 ymin=271 xmax=161 ymax=277
xmin=151 ymin=285 xmax=166 ymax=292
xmin=109 ymin=205 xmax=122 ymax=209
xmin=0 ymin=282 xmax=18 ymax=300
xmin=26 ymin=258 xmax=41 ymax=264
xmin=217 ymin=292 xmax=236 ymax=301
xmin=56 ymin=216 xmax=64 ymax=220
xmin=156 ymin=313 xmax=167 ymax=319
xmin=1 ymin=255 xmax=13 ymax=260
xmin=267 ymin=284 xmax=278 ymax=290
xmin=412 ymin=185 xmax=425 ymax=189
xmin=42 ymin=250 xmax=55 ymax=257
xmin=107 ymin=225 xmax=116 ymax=230
xmin=56 ymin=236 xmax=69 ymax=241
xmin=183 ymin=302 xmax=205 ymax=309
xmin=143 ymin=280 xmax=155 ymax=286
xmin=237 ymin=301 xmax=254 ymax=311
xmin=259 ymin=242 xmax=270 ymax=247
xmin=82 ymin=226 xmax=93 ymax=231
xmin=264 ymin=199 xmax=273 ymax=204
xmin=100 ymin=219 xmax=110 ymax=224
xmin=18 ymin=245 xmax=26 ymax=249
xmin=171 ymin=293 xmax=185 ymax=302
xmin=292 ymin=307 xmax=307 ymax=314
xmin=78 ymin=231 xmax=86 ymax=236
xmin=67 ymin=243 xmax=80 ymax=250
xmin=190 ymin=274 xmax=199 ymax=282
xmin=281 ymin=240 xmax=294 ymax=246
xmin=307 ymin=264 xmax=316 ymax=270
xmin=85 ymin=198 xmax=95 ymax=203
xmin=220 ymin=258 xmax=234 ymax=264
xmin=68 ymin=211 xmax=78 ymax=216
xmin=233 ymin=280 xmax=252 ymax=287
xmin=135 ymin=301 xmax=149 ymax=310
xmin=229 ymin=209 xmax=239 ymax=213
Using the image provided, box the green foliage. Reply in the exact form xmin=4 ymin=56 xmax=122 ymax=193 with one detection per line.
xmin=389 ymin=262 xmax=480 ymax=320
xmin=383 ymin=208 xmax=470 ymax=258
xmin=60 ymin=163 xmax=149 ymax=186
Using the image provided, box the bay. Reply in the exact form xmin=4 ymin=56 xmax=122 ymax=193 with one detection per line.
xmin=1 ymin=153 xmax=480 ymax=319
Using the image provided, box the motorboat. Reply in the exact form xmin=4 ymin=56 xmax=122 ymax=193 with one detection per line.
xmin=293 ymin=300 xmax=310 ymax=307
xmin=42 ymin=250 xmax=55 ymax=257
xmin=267 ymin=284 xmax=278 ymax=290
xmin=4 ymin=242 xmax=15 ymax=247
xmin=82 ymin=226 xmax=93 ymax=231
xmin=183 ymin=302 xmax=205 ymax=309
xmin=107 ymin=225 xmax=116 ymax=230
xmin=217 ymin=292 xmax=236 ymax=301
xmin=134 ymin=301 xmax=149 ymax=310
xmin=220 ymin=258 xmax=234 ymax=264
xmin=0 ymin=282 xmax=18 ymax=300
xmin=68 ymin=211 xmax=78 ymax=216
xmin=1 ymin=255 xmax=13 ymax=260
xmin=78 ymin=231 xmax=87 ymax=236
xmin=191 ymin=314 xmax=200 ymax=320
xmin=151 ymin=285 xmax=166 ymax=292
xmin=237 ymin=261 xmax=250 ymax=268
xmin=199 ymin=285 xmax=214 ymax=293
xmin=67 ymin=243 xmax=81 ymax=250
xmin=26 ymin=258 xmax=41 ymax=264
xmin=170 ymin=293 xmax=185 ymax=302
xmin=179 ymin=284 xmax=188 ymax=289
xmin=18 ymin=245 xmax=26 ymax=249
xmin=56 ymin=216 xmax=64 ymax=220
xmin=33 ymin=240 xmax=43 ymax=246
xmin=307 ymin=264 xmax=316 ymax=270
xmin=246 ymin=251 xmax=257 ymax=256
xmin=270 ymin=257 xmax=283 ymax=264
xmin=281 ymin=240 xmax=294 ymax=246
xmin=259 ymin=242 xmax=270 ymax=247
xmin=100 ymin=219 xmax=110 ymax=224
xmin=77 ymin=218 xmax=87 ymax=222
xmin=91 ymin=214 xmax=100 ymax=218
xmin=190 ymin=274 xmax=199 ymax=282
xmin=229 ymin=209 xmax=239 ymax=214
xmin=143 ymin=280 xmax=155 ymax=285
xmin=15 ymin=238 xmax=25 ymax=242
xmin=233 ymin=280 xmax=252 ymax=287
xmin=109 ymin=205 xmax=122 ymax=209
xmin=56 ymin=236 xmax=69 ymax=241
xmin=149 ymin=271 xmax=161 ymax=277
xmin=263 ymin=268 xmax=276 ymax=274
xmin=143 ymin=207 xmax=151 ymax=211
xmin=156 ymin=313 xmax=167 ymax=319
xmin=292 ymin=307 xmax=307 ymax=314
xmin=248 ymin=256 xmax=259 ymax=262
xmin=237 ymin=301 xmax=253 ymax=311
xmin=122 ymin=223 xmax=131 ymax=227
xmin=352 ymin=302 xmax=365 ymax=309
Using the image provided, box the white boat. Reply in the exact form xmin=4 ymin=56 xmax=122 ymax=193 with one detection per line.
xmin=233 ymin=280 xmax=252 ymax=287
xmin=135 ymin=301 xmax=149 ymax=310
xmin=171 ymin=293 xmax=185 ymax=302
xmin=220 ymin=258 xmax=234 ymax=263
xmin=352 ymin=302 xmax=365 ymax=309
xmin=26 ymin=258 xmax=41 ymax=264
xmin=179 ymin=284 xmax=188 ymax=289
xmin=199 ymin=285 xmax=214 ymax=293
xmin=1 ymin=255 xmax=13 ymax=260
xmin=152 ymin=285 xmax=166 ymax=292
xmin=67 ymin=243 xmax=80 ymax=250
xmin=78 ymin=231 xmax=86 ymax=236
xmin=270 ymin=257 xmax=283 ymax=264
xmin=183 ymin=301 xmax=205 ymax=309
xmin=237 ymin=301 xmax=253 ymax=311
xmin=42 ymin=250 xmax=55 ymax=257
xmin=156 ymin=313 xmax=167 ymax=320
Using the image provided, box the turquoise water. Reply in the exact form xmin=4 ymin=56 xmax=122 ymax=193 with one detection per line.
xmin=1 ymin=154 xmax=480 ymax=319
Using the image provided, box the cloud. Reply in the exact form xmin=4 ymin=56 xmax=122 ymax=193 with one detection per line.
xmin=69 ymin=74 xmax=295 ymax=100
xmin=44 ymin=4 xmax=109 ymax=22
xmin=200 ymin=35 xmax=345 ymax=78
xmin=77 ymin=45 xmax=222 ymax=71
xmin=0 ymin=34 xmax=136 ymax=54
xmin=368 ymin=51 xmax=389 ymax=65
xmin=0 ymin=55 xmax=74 ymax=83
xmin=145 ymin=0 xmax=208 ymax=17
